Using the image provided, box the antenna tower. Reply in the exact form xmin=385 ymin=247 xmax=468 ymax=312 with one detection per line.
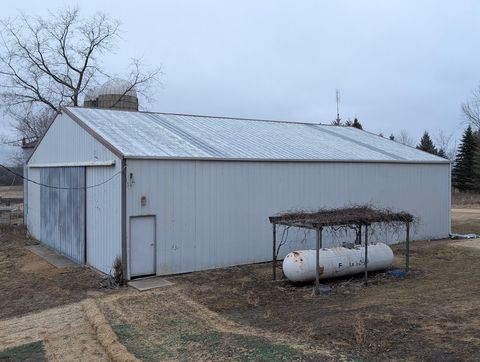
xmin=335 ymin=90 xmax=341 ymax=124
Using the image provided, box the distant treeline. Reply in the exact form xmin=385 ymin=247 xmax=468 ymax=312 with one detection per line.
xmin=0 ymin=166 xmax=23 ymax=186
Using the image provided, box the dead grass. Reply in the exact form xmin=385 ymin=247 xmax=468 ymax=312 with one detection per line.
xmin=82 ymin=299 xmax=139 ymax=362
xmin=0 ymin=302 xmax=109 ymax=361
xmin=154 ymin=208 xmax=480 ymax=361
xmin=0 ymin=185 xmax=23 ymax=199
xmin=451 ymin=208 xmax=480 ymax=234
xmin=163 ymin=240 xmax=480 ymax=361
xmin=97 ymin=289 xmax=335 ymax=361
xmin=452 ymin=190 xmax=480 ymax=208
xmin=95 ymin=206 xmax=480 ymax=361
xmin=0 ymin=225 xmax=116 ymax=320
xmin=0 ymin=209 xmax=479 ymax=361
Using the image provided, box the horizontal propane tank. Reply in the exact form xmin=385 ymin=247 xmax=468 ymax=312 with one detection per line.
xmin=282 ymin=243 xmax=394 ymax=282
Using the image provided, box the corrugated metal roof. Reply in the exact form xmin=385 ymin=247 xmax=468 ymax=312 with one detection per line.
xmin=65 ymin=107 xmax=448 ymax=163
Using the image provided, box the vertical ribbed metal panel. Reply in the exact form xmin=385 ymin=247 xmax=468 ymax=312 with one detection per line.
xmin=23 ymin=164 xmax=28 ymax=223
xmin=126 ymin=160 xmax=450 ymax=276
xmin=26 ymin=168 xmax=41 ymax=239
xmin=86 ymin=165 xmax=122 ymax=273
xmin=40 ymin=167 xmax=85 ymax=264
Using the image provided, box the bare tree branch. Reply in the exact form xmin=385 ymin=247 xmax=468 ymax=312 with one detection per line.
xmin=10 ymin=105 xmax=55 ymax=140
xmin=462 ymin=84 xmax=480 ymax=130
xmin=0 ymin=6 xmax=160 ymax=146
xmin=395 ymin=129 xmax=414 ymax=147
xmin=0 ymin=7 xmax=120 ymax=113
xmin=434 ymin=130 xmax=457 ymax=161
xmin=107 ymin=58 xmax=162 ymax=110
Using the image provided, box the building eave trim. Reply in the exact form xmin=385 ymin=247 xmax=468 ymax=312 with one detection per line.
xmin=28 ymin=160 xmax=116 ymax=168
xmin=123 ymin=156 xmax=451 ymax=164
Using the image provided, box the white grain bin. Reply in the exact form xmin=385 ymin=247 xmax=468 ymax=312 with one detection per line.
xmin=282 ymin=243 xmax=394 ymax=282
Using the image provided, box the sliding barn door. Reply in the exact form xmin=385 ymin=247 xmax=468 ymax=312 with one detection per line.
xmin=40 ymin=167 xmax=85 ymax=264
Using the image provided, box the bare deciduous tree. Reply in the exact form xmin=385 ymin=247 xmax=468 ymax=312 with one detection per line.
xmin=0 ymin=6 xmax=160 ymax=141
xmin=434 ymin=129 xmax=456 ymax=161
xmin=395 ymin=129 xmax=414 ymax=147
xmin=9 ymin=106 xmax=54 ymax=141
xmin=462 ymin=84 xmax=480 ymax=130
xmin=0 ymin=8 xmax=119 ymax=112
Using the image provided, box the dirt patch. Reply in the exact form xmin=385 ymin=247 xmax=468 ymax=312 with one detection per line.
xmin=0 ymin=225 xmax=118 ymax=320
xmin=18 ymin=252 xmax=53 ymax=273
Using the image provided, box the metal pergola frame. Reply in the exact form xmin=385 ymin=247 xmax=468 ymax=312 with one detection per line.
xmin=269 ymin=207 xmax=413 ymax=295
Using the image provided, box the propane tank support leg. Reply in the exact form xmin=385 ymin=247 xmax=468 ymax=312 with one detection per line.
xmin=364 ymin=224 xmax=369 ymax=286
xmin=272 ymin=223 xmax=277 ymax=281
xmin=406 ymin=222 xmax=410 ymax=273
xmin=315 ymin=227 xmax=322 ymax=295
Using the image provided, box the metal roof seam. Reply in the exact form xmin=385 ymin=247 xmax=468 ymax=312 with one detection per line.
xmin=310 ymin=125 xmax=405 ymax=161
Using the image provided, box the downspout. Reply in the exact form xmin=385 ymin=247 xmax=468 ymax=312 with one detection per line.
xmin=448 ymin=161 xmax=452 ymax=235
xmin=121 ymin=158 xmax=128 ymax=280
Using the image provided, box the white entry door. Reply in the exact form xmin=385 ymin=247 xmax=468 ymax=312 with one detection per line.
xmin=130 ymin=216 xmax=156 ymax=278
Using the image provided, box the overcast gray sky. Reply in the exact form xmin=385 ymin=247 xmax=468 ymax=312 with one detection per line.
xmin=1 ymin=0 xmax=480 ymax=161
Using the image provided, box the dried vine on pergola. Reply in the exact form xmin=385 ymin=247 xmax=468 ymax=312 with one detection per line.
xmin=269 ymin=205 xmax=417 ymax=294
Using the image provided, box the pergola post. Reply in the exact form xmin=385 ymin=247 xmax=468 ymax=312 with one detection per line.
xmin=315 ymin=227 xmax=323 ymax=295
xmin=272 ymin=223 xmax=277 ymax=280
xmin=406 ymin=222 xmax=410 ymax=273
xmin=364 ymin=224 xmax=369 ymax=286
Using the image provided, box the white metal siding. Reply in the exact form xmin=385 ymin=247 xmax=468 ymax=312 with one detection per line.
xmin=86 ymin=166 xmax=122 ymax=274
xmin=29 ymin=113 xmax=118 ymax=165
xmin=126 ymin=160 xmax=450 ymax=276
xmin=26 ymin=168 xmax=41 ymax=240
xmin=26 ymin=113 xmax=122 ymax=274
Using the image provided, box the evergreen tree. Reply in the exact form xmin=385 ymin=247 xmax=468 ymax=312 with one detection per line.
xmin=389 ymin=134 xmax=395 ymax=141
xmin=416 ymin=131 xmax=437 ymax=155
xmin=436 ymin=148 xmax=447 ymax=159
xmin=352 ymin=118 xmax=363 ymax=129
xmin=378 ymin=132 xmax=384 ymax=137
xmin=472 ymin=132 xmax=480 ymax=192
xmin=452 ymin=126 xmax=477 ymax=191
